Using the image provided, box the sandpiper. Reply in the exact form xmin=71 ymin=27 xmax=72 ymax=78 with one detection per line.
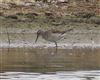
xmin=35 ymin=28 xmax=73 ymax=53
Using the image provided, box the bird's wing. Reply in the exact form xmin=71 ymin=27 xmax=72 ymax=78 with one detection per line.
xmin=44 ymin=29 xmax=73 ymax=41
xmin=50 ymin=28 xmax=73 ymax=34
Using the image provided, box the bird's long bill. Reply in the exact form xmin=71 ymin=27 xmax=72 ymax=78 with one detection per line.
xmin=35 ymin=34 xmax=39 ymax=43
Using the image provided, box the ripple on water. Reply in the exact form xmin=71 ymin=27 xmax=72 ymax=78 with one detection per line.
xmin=0 ymin=70 xmax=100 ymax=80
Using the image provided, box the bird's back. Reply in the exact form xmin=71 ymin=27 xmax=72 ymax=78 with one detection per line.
xmin=41 ymin=30 xmax=64 ymax=42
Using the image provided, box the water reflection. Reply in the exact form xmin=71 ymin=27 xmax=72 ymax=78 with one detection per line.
xmin=1 ymin=47 xmax=100 ymax=72
xmin=0 ymin=70 xmax=100 ymax=80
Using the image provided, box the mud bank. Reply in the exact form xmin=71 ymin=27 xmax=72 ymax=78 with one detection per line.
xmin=1 ymin=32 xmax=100 ymax=48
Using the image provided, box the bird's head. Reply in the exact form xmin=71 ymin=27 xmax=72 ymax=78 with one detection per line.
xmin=35 ymin=30 xmax=43 ymax=43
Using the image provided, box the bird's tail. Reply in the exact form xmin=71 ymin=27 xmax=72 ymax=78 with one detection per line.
xmin=57 ymin=28 xmax=73 ymax=40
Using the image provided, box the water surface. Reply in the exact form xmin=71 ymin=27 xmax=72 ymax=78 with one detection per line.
xmin=0 ymin=70 xmax=100 ymax=80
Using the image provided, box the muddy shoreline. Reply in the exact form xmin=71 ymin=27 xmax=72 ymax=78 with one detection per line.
xmin=1 ymin=31 xmax=100 ymax=48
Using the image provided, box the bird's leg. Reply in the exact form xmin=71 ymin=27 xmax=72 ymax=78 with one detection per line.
xmin=54 ymin=41 xmax=58 ymax=54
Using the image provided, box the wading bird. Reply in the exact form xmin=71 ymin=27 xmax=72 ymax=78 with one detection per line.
xmin=35 ymin=29 xmax=73 ymax=53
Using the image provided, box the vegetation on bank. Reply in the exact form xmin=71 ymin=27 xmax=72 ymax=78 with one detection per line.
xmin=0 ymin=0 xmax=100 ymax=29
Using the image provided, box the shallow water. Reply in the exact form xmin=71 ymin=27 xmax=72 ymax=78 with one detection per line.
xmin=0 ymin=70 xmax=100 ymax=80
xmin=1 ymin=47 xmax=100 ymax=72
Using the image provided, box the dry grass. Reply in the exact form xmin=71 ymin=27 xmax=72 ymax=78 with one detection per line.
xmin=0 ymin=0 xmax=35 ymax=4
